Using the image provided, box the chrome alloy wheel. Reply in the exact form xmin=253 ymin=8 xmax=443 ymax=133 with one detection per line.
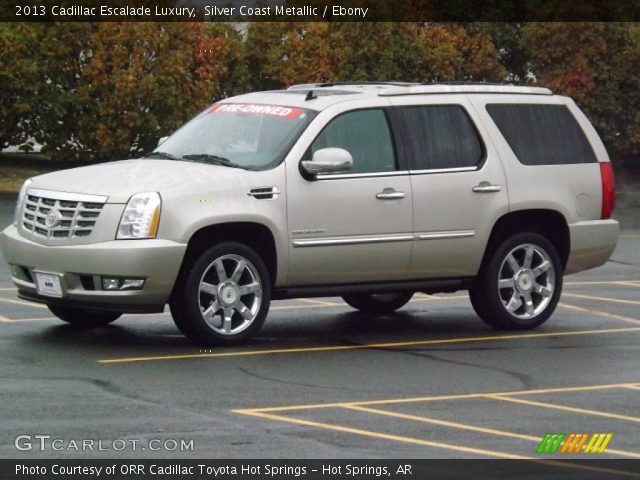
xmin=197 ymin=254 xmax=262 ymax=335
xmin=497 ymin=243 xmax=555 ymax=319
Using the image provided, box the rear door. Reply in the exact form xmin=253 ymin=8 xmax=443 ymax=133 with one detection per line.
xmin=387 ymin=96 xmax=509 ymax=279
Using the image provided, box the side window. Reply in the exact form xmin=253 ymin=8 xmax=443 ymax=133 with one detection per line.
xmin=486 ymin=104 xmax=598 ymax=165
xmin=311 ymin=109 xmax=396 ymax=174
xmin=393 ymin=105 xmax=483 ymax=170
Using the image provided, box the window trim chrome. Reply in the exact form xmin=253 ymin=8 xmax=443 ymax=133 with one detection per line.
xmin=317 ymin=170 xmax=410 ymax=180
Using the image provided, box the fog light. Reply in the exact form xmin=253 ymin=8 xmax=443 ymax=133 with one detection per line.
xmin=10 ymin=264 xmax=21 ymax=278
xmin=120 ymin=279 xmax=145 ymax=291
xmin=102 ymin=278 xmax=121 ymax=290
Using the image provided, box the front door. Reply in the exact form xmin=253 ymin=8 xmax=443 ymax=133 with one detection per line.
xmin=286 ymin=107 xmax=413 ymax=285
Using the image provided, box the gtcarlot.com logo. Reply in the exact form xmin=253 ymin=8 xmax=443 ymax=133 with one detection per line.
xmin=15 ymin=434 xmax=194 ymax=452
xmin=537 ymin=432 xmax=612 ymax=454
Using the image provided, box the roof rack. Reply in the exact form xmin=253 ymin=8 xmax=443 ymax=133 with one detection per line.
xmin=287 ymin=81 xmax=552 ymax=96
xmin=288 ymin=81 xmax=419 ymax=90
xmin=379 ymin=84 xmax=553 ymax=96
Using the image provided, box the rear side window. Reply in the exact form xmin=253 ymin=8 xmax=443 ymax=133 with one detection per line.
xmin=391 ymin=105 xmax=484 ymax=170
xmin=486 ymin=104 xmax=597 ymax=165
xmin=311 ymin=109 xmax=396 ymax=174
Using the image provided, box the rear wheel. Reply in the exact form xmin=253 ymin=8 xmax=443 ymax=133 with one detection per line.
xmin=469 ymin=232 xmax=562 ymax=330
xmin=342 ymin=292 xmax=414 ymax=314
xmin=170 ymin=242 xmax=271 ymax=345
xmin=48 ymin=305 xmax=121 ymax=327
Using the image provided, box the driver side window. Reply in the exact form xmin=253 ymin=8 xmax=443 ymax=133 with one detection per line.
xmin=311 ymin=109 xmax=396 ymax=174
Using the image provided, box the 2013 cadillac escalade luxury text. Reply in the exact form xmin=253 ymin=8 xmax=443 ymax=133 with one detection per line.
xmin=0 ymin=83 xmax=619 ymax=345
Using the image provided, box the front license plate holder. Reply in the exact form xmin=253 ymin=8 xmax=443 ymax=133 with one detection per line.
xmin=35 ymin=272 xmax=63 ymax=298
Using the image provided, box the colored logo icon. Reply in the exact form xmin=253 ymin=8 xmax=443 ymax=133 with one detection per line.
xmin=537 ymin=433 xmax=613 ymax=454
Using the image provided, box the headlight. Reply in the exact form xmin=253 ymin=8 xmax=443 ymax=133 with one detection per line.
xmin=117 ymin=192 xmax=161 ymax=239
xmin=13 ymin=178 xmax=33 ymax=226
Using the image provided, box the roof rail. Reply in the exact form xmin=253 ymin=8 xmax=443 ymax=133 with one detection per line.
xmin=288 ymin=81 xmax=419 ymax=90
xmin=379 ymin=84 xmax=553 ymax=96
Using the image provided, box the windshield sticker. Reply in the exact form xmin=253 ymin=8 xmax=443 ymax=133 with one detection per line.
xmin=209 ymin=103 xmax=305 ymax=119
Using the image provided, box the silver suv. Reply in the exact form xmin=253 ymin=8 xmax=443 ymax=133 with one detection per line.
xmin=1 ymin=83 xmax=619 ymax=344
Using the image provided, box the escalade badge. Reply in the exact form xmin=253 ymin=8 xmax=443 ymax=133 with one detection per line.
xmin=45 ymin=209 xmax=62 ymax=228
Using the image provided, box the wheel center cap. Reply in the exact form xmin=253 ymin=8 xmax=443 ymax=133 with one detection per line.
xmin=219 ymin=283 xmax=238 ymax=306
xmin=516 ymin=270 xmax=533 ymax=292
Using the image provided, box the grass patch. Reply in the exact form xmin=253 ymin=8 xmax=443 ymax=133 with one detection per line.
xmin=0 ymin=152 xmax=93 ymax=195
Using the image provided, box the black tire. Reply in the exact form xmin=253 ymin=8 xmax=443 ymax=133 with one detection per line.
xmin=342 ymin=292 xmax=414 ymax=314
xmin=48 ymin=305 xmax=121 ymax=327
xmin=170 ymin=242 xmax=271 ymax=345
xmin=469 ymin=232 xmax=563 ymax=330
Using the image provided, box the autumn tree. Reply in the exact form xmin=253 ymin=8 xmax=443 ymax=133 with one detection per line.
xmin=413 ymin=24 xmax=507 ymax=82
xmin=74 ymin=22 xmax=231 ymax=161
xmin=0 ymin=23 xmax=40 ymax=150
xmin=524 ymin=22 xmax=640 ymax=164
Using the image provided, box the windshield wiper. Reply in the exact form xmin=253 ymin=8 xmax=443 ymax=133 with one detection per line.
xmin=145 ymin=151 xmax=179 ymax=160
xmin=181 ymin=154 xmax=243 ymax=169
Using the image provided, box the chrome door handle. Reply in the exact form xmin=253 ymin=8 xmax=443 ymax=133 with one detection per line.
xmin=376 ymin=189 xmax=406 ymax=200
xmin=472 ymin=182 xmax=502 ymax=193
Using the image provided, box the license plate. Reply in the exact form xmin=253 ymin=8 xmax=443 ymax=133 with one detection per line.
xmin=35 ymin=273 xmax=63 ymax=298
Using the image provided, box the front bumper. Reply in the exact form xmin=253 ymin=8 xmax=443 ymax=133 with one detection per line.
xmin=1 ymin=225 xmax=186 ymax=312
xmin=566 ymin=219 xmax=619 ymax=274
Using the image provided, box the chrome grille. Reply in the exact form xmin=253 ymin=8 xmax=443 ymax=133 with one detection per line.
xmin=22 ymin=192 xmax=106 ymax=240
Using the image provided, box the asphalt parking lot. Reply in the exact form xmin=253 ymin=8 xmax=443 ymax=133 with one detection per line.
xmin=0 ymin=198 xmax=639 ymax=463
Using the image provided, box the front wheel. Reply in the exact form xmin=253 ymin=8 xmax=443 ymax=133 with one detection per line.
xmin=170 ymin=242 xmax=271 ymax=345
xmin=342 ymin=292 xmax=414 ymax=314
xmin=469 ymin=232 xmax=562 ymax=330
xmin=48 ymin=305 xmax=121 ymax=327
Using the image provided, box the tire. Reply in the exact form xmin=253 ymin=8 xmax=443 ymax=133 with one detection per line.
xmin=170 ymin=242 xmax=271 ymax=345
xmin=342 ymin=292 xmax=414 ymax=314
xmin=469 ymin=232 xmax=562 ymax=330
xmin=48 ymin=305 xmax=121 ymax=327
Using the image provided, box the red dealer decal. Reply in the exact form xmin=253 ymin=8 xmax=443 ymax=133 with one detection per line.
xmin=209 ymin=103 xmax=305 ymax=119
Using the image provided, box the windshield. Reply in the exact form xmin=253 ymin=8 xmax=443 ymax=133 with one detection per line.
xmin=150 ymin=103 xmax=316 ymax=170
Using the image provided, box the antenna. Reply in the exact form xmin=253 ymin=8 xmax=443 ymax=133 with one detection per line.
xmin=305 ymin=90 xmax=318 ymax=101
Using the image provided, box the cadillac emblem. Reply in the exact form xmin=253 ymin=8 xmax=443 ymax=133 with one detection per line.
xmin=45 ymin=209 xmax=62 ymax=228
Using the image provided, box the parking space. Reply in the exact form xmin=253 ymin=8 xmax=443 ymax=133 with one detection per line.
xmin=0 ymin=214 xmax=638 ymax=459
xmin=236 ymin=382 xmax=640 ymax=459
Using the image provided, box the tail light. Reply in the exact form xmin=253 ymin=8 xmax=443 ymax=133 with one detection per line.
xmin=600 ymin=162 xmax=615 ymax=219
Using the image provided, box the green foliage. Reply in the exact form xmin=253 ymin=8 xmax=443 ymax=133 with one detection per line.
xmin=0 ymin=22 xmax=638 ymax=166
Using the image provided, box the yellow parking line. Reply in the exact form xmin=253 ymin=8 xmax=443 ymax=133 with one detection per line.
xmin=563 ymin=292 xmax=640 ymax=306
xmin=614 ymin=282 xmax=640 ymax=287
xmin=8 ymin=316 xmax=58 ymax=322
xmin=0 ymin=297 xmax=47 ymax=309
xmin=559 ymin=303 xmax=640 ymax=325
xmin=485 ymin=395 xmax=640 ymax=424
xmin=346 ymin=404 xmax=540 ymax=441
xmin=298 ymin=298 xmax=344 ymax=307
xmin=344 ymin=405 xmax=640 ymax=458
xmin=564 ymin=279 xmax=640 ymax=285
xmin=235 ymin=409 xmax=531 ymax=459
xmin=0 ymin=287 xmax=17 ymax=291
xmin=0 ymin=315 xmax=15 ymax=323
xmin=98 ymin=326 xmax=640 ymax=364
xmin=247 ymin=382 xmax=639 ymax=413
xmin=621 ymin=385 xmax=640 ymax=392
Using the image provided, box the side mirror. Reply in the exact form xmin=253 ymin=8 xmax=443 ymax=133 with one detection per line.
xmin=301 ymin=148 xmax=353 ymax=176
xmin=157 ymin=136 xmax=169 ymax=147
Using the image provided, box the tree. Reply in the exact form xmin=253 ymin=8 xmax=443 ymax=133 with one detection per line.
xmin=414 ymin=24 xmax=507 ymax=82
xmin=524 ymin=22 xmax=640 ymax=164
xmin=74 ymin=22 xmax=228 ymax=161
xmin=0 ymin=23 xmax=39 ymax=150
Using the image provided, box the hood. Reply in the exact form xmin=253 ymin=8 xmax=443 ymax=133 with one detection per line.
xmin=29 ymin=159 xmax=243 ymax=203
